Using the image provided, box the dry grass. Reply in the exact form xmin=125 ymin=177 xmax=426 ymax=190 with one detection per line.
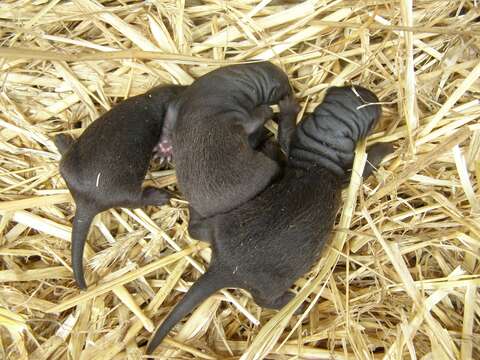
xmin=0 ymin=0 xmax=479 ymax=359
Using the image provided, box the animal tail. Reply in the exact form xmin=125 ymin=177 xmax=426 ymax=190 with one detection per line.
xmin=71 ymin=203 xmax=97 ymax=290
xmin=146 ymin=268 xmax=228 ymax=354
xmin=53 ymin=134 xmax=75 ymax=155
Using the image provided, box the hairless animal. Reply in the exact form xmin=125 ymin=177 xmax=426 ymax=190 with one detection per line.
xmin=146 ymin=86 xmax=393 ymax=354
xmin=54 ymin=85 xmax=184 ymax=289
xmin=157 ymin=62 xmax=295 ymax=218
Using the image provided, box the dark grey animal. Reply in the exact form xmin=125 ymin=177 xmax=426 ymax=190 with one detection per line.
xmin=146 ymin=86 xmax=393 ymax=354
xmin=162 ymin=62 xmax=295 ymax=218
xmin=54 ymin=85 xmax=184 ymax=290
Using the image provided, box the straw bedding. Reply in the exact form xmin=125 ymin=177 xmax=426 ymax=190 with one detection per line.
xmin=0 ymin=0 xmax=479 ymax=359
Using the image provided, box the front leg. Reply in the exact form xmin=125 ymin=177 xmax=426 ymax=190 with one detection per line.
xmin=120 ymin=186 xmax=173 ymax=208
xmin=277 ymin=95 xmax=300 ymax=156
xmin=245 ymin=105 xmax=274 ymax=148
xmin=257 ymin=137 xmax=286 ymax=165
xmin=152 ymin=104 xmax=177 ymax=166
xmin=187 ymin=206 xmax=215 ymax=243
xmin=362 ymin=142 xmax=394 ymax=178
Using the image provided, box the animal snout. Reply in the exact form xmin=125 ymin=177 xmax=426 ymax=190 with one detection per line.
xmin=351 ymin=85 xmax=379 ymax=105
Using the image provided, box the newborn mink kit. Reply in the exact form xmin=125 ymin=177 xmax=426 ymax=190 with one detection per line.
xmin=146 ymin=86 xmax=392 ymax=353
xmin=54 ymin=85 xmax=184 ymax=289
xmin=167 ymin=61 xmax=295 ymax=218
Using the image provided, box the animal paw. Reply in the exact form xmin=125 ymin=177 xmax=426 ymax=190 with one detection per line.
xmin=152 ymin=139 xmax=173 ymax=166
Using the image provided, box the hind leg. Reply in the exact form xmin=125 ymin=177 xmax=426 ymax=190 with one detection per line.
xmin=54 ymin=133 xmax=75 ymax=155
xmin=253 ymin=291 xmax=306 ymax=314
xmin=277 ymin=95 xmax=300 ymax=156
xmin=187 ymin=207 xmax=214 ymax=243
xmin=152 ymin=140 xmax=173 ymax=166
xmin=253 ymin=290 xmax=293 ymax=310
xmin=140 ymin=187 xmax=173 ymax=206
xmin=120 ymin=186 xmax=172 ymax=208
xmin=153 ymin=105 xmax=177 ymax=166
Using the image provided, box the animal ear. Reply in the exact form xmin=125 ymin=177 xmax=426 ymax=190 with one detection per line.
xmin=341 ymin=142 xmax=394 ymax=188
xmin=54 ymin=134 xmax=75 ymax=155
xmin=363 ymin=142 xmax=394 ymax=178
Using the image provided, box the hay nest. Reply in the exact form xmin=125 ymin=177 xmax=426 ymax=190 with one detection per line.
xmin=1 ymin=1 xmax=479 ymax=359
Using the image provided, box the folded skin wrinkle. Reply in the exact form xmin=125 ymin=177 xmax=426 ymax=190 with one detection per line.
xmin=146 ymin=86 xmax=393 ymax=354
xmin=55 ymin=85 xmax=185 ymax=289
xmin=163 ymin=62 xmax=295 ymax=218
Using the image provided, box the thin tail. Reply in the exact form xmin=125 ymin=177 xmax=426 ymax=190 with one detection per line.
xmin=53 ymin=134 xmax=75 ymax=155
xmin=146 ymin=269 xmax=227 ymax=354
xmin=71 ymin=204 xmax=97 ymax=290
